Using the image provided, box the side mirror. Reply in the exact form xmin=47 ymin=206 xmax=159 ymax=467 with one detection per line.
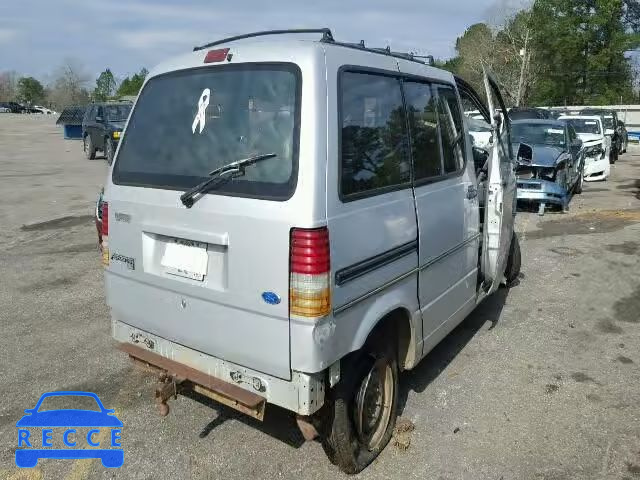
xmin=571 ymin=139 xmax=582 ymax=149
xmin=517 ymin=143 xmax=533 ymax=164
xmin=493 ymin=112 xmax=502 ymax=130
xmin=95 ymin=116 xmax=103 ymax=123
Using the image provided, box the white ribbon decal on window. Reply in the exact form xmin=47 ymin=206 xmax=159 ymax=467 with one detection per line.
xmin=192 ymin=88 xmax=211 ymax=134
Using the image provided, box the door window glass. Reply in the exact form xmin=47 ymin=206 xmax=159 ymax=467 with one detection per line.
xmin=340 ymin=72 xmax=410 ymax=198
xmin=403 ymin=82 xmax=442 ymax=180
xmin=435 ymin=86 xmax=465 ymax=173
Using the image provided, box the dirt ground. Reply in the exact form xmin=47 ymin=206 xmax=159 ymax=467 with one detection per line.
xmin=0 ymin=115 xmax=639 ymax=480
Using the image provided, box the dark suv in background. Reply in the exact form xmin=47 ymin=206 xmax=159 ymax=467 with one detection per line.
xmin=82 ymin=102 xmax=132 ymax=164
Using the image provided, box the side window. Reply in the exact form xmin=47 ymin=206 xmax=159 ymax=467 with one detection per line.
xmin=84 ymin=106 xmax=93 ymax=123
xmin=435 ymin=85 xmax=465 ymax=174
xmin=403 ymin=82 xmax=442 ymax=180
xmin=340 ymin=72 xmax=410 ymax=199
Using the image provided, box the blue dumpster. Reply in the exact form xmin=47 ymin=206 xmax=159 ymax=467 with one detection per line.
xmin=56 ymin=106 xmax=87 ymax=140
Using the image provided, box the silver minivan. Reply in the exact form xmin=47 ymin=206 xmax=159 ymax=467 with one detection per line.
xmin=102 ymin=29 xmax=520 ymax=473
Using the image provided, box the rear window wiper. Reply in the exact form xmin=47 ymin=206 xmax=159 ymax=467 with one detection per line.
xmin=180 ymin=153 xmax=277 ymax=208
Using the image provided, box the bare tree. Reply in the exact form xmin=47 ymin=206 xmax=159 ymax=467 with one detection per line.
xmin=46 ymin=58 xmax=92 ymax=109
xmin=0 ymin=71 xmax=18 ymax=102
xmin=493 ymin=11 xmax=536 ymax=106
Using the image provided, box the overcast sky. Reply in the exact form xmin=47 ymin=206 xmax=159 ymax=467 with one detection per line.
xmin=0 ymin=0 xmax=530 ymax=83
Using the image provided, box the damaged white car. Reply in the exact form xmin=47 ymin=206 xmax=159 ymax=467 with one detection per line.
xmin=558 ymin=115 xmax=610 ymax=181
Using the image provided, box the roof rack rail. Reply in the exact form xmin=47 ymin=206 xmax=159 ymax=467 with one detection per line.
xmin=413 ymin=54 xmax=435 ymax=66
xmin=320 ymin=38 xmax=435 ymax=67
xmin=193 ymin=29 xmax=435 ymax=67
xmin=193 ymin=28 xmax=334 ymax=51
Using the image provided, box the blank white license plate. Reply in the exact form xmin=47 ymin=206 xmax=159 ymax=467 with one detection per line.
xmin=161 ymin=238 xmax=208 ymax=281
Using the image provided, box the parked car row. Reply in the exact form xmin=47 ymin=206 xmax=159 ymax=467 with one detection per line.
xmin=465 ymin=105 xmax=628 ymax=215
xmin=0 ymin=102 xmax=57 ymax=114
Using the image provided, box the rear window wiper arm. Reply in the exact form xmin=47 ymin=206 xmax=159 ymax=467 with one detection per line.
xmin=180 ymin=153 xmax=277 ymax=208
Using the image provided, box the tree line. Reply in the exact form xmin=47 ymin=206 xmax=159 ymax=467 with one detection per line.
xmin=0 ymin=60 xmax=148 ymax=109
xmin=439 ymin=0 xmax=640 ymax=107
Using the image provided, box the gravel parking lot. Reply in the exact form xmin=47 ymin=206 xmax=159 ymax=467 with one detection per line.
xmin=1 ymin=114 xmax=639 ymax=480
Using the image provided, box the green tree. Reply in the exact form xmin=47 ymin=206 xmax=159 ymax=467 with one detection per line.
xmin=529 ymin=0 xmax=639 ymax=105
xmin=116 ymin=68 xmax=148 ymax=97
xmin=436 ymin=57 xmax=462 ymax=75
xmin=93 ymin=68 xmax=117 ymax=101
xmin=17 ymin=77 xmax=45 ymax=105
xmin=442 ymin=20 xmax=530 ymax=105
xmin=454 ymin=23 xmax=495 ymax=93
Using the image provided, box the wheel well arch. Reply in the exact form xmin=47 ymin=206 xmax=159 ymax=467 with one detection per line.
xmin=363 ymin=307 xmax=415 ymax=371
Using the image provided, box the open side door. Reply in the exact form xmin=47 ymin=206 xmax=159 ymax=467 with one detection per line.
xmin=480 ymin=68 xmax=517 ymax=294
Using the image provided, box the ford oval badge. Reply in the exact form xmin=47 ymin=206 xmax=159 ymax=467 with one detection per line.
xmin=262 ymin=292 xmax=281 ymax=305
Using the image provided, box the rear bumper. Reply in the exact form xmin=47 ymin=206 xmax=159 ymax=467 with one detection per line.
xmin=516 ymin=179 xmax=567 ymax=205
xmin=112 ymin=320 xmax=325 ymax=416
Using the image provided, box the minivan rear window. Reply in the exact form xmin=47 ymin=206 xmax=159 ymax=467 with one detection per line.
xmin=113 ymin=63 xmax=301 ymax=200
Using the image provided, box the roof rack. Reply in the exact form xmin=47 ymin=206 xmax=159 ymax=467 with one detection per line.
xmin=194 ymin=28 xmax=334 ymax=51
xmin=324 ymin=39 xmax=435 ymax=66
xmin=193 ymin=29 xmax=435 ymax=67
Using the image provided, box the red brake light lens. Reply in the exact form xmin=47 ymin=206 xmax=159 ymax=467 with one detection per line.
xmin=204 ymin=48 xmax=229 ymax=63
xmin=101 ymin=202 xmax=109 ymax=236
xmin=290 ymin=228 xmax=330 ymax=274
xmin=290 ymin=228 xmax=331 ymax=318
xmin=101 ymin=202 xmax=109 ymax=266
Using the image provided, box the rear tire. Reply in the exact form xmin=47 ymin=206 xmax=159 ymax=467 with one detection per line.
xmin=505 ymin=232 xmax=521 ymax=286
xmin=84 ymin=135 xmax=96 ymax=160
xmin=574 ymin=172 xmax=583 ymax=194
xmin=321 ymin=342 xmax=399 ymax=474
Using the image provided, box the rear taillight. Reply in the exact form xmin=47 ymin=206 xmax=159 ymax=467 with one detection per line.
xmin=101 ymin=202 xmax=109 ymax=266
xmin=289 ymin=227 xmax=331 ymax=318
